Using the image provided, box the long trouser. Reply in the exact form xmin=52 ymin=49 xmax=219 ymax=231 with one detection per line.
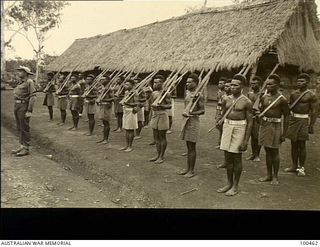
xmin=14 ymin=102 xmax=31 ymax=148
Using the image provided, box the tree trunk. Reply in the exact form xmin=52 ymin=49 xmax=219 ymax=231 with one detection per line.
xmin=1 ymin=0 xmax=5 ymax=82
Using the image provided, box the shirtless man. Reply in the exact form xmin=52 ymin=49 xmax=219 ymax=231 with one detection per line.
xmin=113 ymin=76 xmax=125 ymax=132
xmin=56 ymin=74 xmax=68 ymax=126
xmin=83 ymin=74 xmax=98 ymax=136
xmin=68 ymin=74 xmax=81 ymax=131
xmin=149 ymin=75 xmax=172 ymax=164
xmin=217 ymin=74 xmax=252 ymax=196
xmin=134 ymin=77 xmax=147 ymax=140
xmin=42 ymin=72 xmax=55 ymax=121
xmin=96 ymin=75 xmax=114 ymax=144
xmin=284 ymin=73 xmax=317 ymax=176
xmin=215 ymin=77 xmax=227 ymax=149
xmin=258 ymin=74 xmax=289 ymax=185
xmin=120 ymin=79 xmax=138 ymax=152
xmin=178 ymin=73 xmax=205 ymax=178
xmin=77 ymin=72 xmax=86 ymax=118
xmin=216 ymin=79 xmax=232 ymax=169
xmin=246 ymin=76 xmax=262 ymax=162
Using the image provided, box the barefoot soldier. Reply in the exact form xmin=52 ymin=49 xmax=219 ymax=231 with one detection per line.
xmin=215 ymin=77 xmax=227 ymax=149
xmin=119 ymin=79 xmax=139 ymax=152
xmin=84 ymin=74 xmax=98 ymax=136
xmin=11 ymin=66 xmax=36 ymax=157
xmin=68 ymin=74 xmax=81 ymax=131
xmin=246 ymin=76 xmax=262 ymax=162
xmin=43 ymin=72 xmax=55 ymax=122
xmin=217 ymin=74 xmax=253 ymax=196
xmin=178 ymin=73 xmax=205 ymax=178
xmin=143 ymin=84 xmax=153 ymax=128
xmin=96 ymin=75 xmax=114 ymax=144
xmin=134 ymin=78 xmax=147 ymax=140
xmin=113 ymin=76 xmax=125 ymax=132
xmin=284 ymin=73 xmax=318 ymax=176
xmin=77 ymin=72 xmax=86 ymax=118
xmin=149 ymin=75 xmax=172 ymax=164
xmin=216 ymin=78 xmax=232 ymax=169
xmin=258 ymin=74 xmax=289 ymax=185
xmin=56 ymin=73 xmax=68 ymax=126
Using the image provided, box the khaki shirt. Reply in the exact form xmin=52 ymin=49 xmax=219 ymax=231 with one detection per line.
xmin=13 ymin=77 xmax=36 ymax=112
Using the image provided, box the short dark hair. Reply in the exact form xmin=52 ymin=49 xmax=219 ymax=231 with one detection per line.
xmin=297 ymin=73 xmax=311 ymax=82
xmin=71 ymin=73 xmax=78 ymax=79
xmin=154 ymin=74 xmax=165 ymax=81
xmin=226 ymin=79 xmax=232 ymax=84
xmin=233 ymin=74 xmax=247 ymax=85
xmin=188 ymin=73 xmax=199 ymax=84
xmin=101 ymin=75 xmax=110 ymax=81
xmin=86 ymin=74 xmax=95 ymax=79
xmin=269 ymin=74 xmax=281 ymax=84
xmin=252 ymin=76 xmax=262 ymax=83
xmin=219 ymin=77 xmax=227 ymax=82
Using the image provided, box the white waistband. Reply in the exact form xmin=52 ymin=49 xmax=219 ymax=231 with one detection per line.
xmin=57 ymin=95 xmax=67 ymax=98
xmin=70 ymin=95 xmax=79 ymax=98
xmin=262 ymin=116 xmax=281 ymax=123
xmin=291 ymin=112 xmax=309 ymax=119
xmin=224 ymin=119 xmax=247 ymax=125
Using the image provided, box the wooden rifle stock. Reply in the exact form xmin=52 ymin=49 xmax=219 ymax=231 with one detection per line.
xmin=252 ymin=63 xmax=280 ymax=110
xmin=43 ymin=66 xmax=64 ymax=92
xmin=82 ymin=68 xmax=110 ymax=97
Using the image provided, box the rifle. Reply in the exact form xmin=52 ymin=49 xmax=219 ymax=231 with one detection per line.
xmin=120 ymin=71 xmax=157 ymax=105
xmin=82 ymin=67 xmax=110 ymax=97
xmin=43 ymin=66 xmax=65 ymax=93
xmin=114 ymin=67 xmax=137 ymax=97
xmin=96 ymin=69 xmax=127 ymax=103
xmin=162 ymin=65 xmax=185 ymax=89
xmin=252 ymin=63 xmax=280 ymax=111
xmin=180 ymin=68 xmax=215 ymax=132
xmin=56 ymin=64 xmax=79 ymax=95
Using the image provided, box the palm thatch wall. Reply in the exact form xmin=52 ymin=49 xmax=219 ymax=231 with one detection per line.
xmin=47 ymin=0 xmax=320 ymax=73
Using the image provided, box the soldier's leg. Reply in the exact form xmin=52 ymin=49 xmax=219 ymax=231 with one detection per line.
xmin=217 ymin=151 xmax=234 ymax=193
xmin=226 ymin=153 xmax=242 ymax=196
xmin=298 ymin=140 xmax=306 ymax=168
xmin=14 ymin=104 xmax=21 ymax=132
xmin=270 ymin=148 xmax=280 ymax=185
xmin=149 ymin=129 xmax=160 ymax=161
xmin=185 ymin=141 xmax=196 ymax=178
xmin=156 ymin=130 xmax=167 ymax=163
xmin=104 ymin=120 xmax=110 ymax=141
xmin=259 ymin=147 xmax=273 ymax=182
xmin=48 ymin=106 xmax=53 ymax=120
xmin=61 ymin=110 xmax=66 ymax=124
xmin=87 ymin=113 xmax=95 ymax=135
xmin=17 ymin=104 xmax=30 ymax=149
xmin=177 ymin=141 xmax=190 ymax=175
xmin=290 ymin=141 xmax=299 ymax=170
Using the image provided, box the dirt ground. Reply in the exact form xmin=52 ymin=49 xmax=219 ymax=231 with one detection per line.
xmin=1 ymin=90 xmax=320 ymax=209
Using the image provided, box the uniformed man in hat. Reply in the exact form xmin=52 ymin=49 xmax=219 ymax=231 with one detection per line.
xmin=11 ymin=66 xmax=36 ymax=156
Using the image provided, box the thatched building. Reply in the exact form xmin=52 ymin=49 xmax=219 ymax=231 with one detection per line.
xmin=47 ymin=0 xmax=320 ymax=100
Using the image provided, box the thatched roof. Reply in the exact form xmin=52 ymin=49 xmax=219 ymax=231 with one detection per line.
xmin=47 ymin=0 xmax=320 ymax=73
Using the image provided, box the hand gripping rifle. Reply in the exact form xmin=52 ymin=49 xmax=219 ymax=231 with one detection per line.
xmin=95 ymin=69 xmax=127 ymax=103
xmin=252 ymin=63 xmax=280 ymax=111
xmin=82 ymin=67 xmax=110 ymax=97
xmin=43 ymin=66 xmax=65 ymax=93
xmin=180 ymin=68 xmax=215 ymax=132
xmin=114 ymin=67 xmax=137 ymax=97
xmin=120 ymin=71 xmax=157 ymax=105
xmin=56 ymin=64 xmax=80 ymax=95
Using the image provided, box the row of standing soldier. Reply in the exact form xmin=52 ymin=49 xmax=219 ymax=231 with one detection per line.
xmin=14 ymin=65 xmax=318 ymax=197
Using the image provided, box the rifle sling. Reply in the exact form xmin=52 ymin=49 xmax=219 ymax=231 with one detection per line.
xmin=220 ymin=95 xmax=244 ymax=123
xmin=289 ymin=90 xmax=310 ymax=110
xmin=258 ymin=95 xmax=284 ymax=118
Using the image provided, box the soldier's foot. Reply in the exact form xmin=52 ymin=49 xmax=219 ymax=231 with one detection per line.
xmin=68 ymin=126 xmax=75 ymax=130
xmin=270 ymin=178 xmax=280 ymax=185
xmin=166 ymin=130 xmax=172 ymax=134
xmin=184 ymin=171 xmax=195 ymax=178
xmin=134 ymin=136 xmax=142 ymax=140
xmin=98 ymin=123 xmax=103 ymax=127
xmin=119 ymin=146 xmax=128 ymax=151
xmin=216 ymin=164 xmax=226 ymax=169
xmin=149 ymin=142 xmax=156 ymax=145
xmin=181 ymin=152 xmax=187 ymax=156
xmin=124 ymin=147 xmax=133 ymax=152
xmin=11 ymin=147 xmax=23 ymax=154
xmin=72 ymin=127 xmax=78 ymax=131
xmin=101 ymin=140 xmax=109 ymax=144
xmin=259 ymin=176 xmax=273 ymax=182
xmin=297 ymin=167 xmax=306 ymax=177
xmin=177 ymin=169 xmax=189 ymax=175
xmin=154 ymin=158 xmax=164 ymax=164
xmin=96 ymin=139 xmax=105 ymax=143
xmin=225 ymin=186 xmax=239 ymax=196
xmin=217 ymin=184 xmax=232 ymax=193
xmin=252 ymin=156 xmax=261 ymax=162
xmin=149 ymin=156 xmax=159 ymax=162
xmin=15 ymin=148 xmax=30 ymax=157
xmin=143 ymin=125 xmax=149 ymax=129
xmin=215 ymin=145 xmax=220 ymax=149
xmin=85 ymin=132 xmax=93 ymax=136
xmin=57 ymin=122 xmax=64 ymax=126
xmin=246 ymin=155 xmax=254 ymax=161
xmin=284 ymin=167 xmax=297 ymax=173
xmin=115 ymin=129 xmax=122 ymax=133
xmin=112 ymin=128 xmax=119 ymax=132
xmin=48 ymin=119 xmax=53 ymax=122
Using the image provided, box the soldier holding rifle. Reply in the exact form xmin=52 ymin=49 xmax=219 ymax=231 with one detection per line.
xmin=258 ymin=74 xmax=289 ymax=185
xmin=217 ymin=74 xmax=253 ymax=196
xmin=42 ymin=72 xmax=55 ymax=122
xmin=178 ymin=73 xmax=205 ymax=178
xmin=284 ymin=73 xmax=317 ymax=176
xmin=77 ymin=72 xmax=86 ymax=118
xmin=96 ymin=75 xmax=114 ymax=144
xmin=113 ymin=76 xmax=125 ymax=133
xmin=215 ymin=77 xmax=227 ymax=149
xmin=134 ymin=77 xmax=147 ymax=140
xmin=68 ymin=74 xmax=82 ymax=131
xmin=149 ymin=75 xmax=172 ymax=164
xmin=83 ymin=74 xmax=98 ymax=136
xmin=56 ymin=73 xmax=68 ymax=126
xmin=246 ymin=76 xmax=263 ymax=162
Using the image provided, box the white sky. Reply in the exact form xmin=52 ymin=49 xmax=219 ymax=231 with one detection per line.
xmin=4 ymin=0 xmax=320 ymax=60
